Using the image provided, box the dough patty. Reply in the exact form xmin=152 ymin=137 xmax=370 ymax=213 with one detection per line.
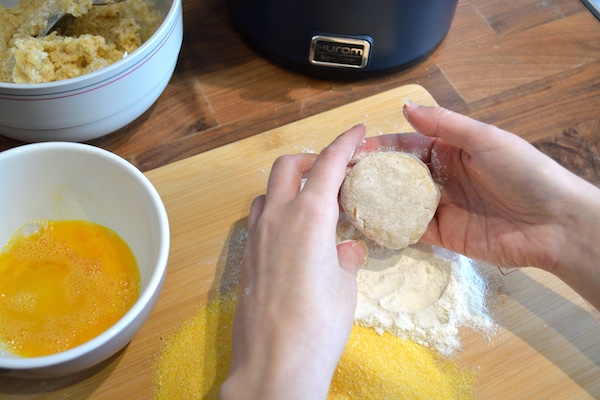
xmin=340 ymin=151 xmax=440 ymax=249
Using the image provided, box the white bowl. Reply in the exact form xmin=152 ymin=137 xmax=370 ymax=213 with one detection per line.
xmin=0 ymin=142 xmax=170 ymax=378
xmin=0 ymin=0 xmax=183 ymax=142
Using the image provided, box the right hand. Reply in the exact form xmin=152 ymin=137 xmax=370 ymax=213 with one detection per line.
xmin=358 ymin=102 xmax=600 ymax=281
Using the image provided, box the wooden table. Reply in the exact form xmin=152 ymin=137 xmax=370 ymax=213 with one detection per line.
xmin=1 ymin=0 xmax=599 ymax=182
xmin=1 ymin=0 xmax=600 ymax=398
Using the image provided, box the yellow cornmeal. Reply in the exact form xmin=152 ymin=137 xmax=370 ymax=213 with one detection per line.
xmin=153 ymin=290 xmax=476 ymax=399
xmin=330 ymin=327 xmax=475 ymax=399
xmin=154 ymin=290 xmax=237 ymax=400
xmin=0 ymin=0 xmax=163 ymax=83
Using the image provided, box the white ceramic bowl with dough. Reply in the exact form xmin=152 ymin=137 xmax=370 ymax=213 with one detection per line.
xmin=0 ymin=142 xmax=170 ymax=378
xmin=0 ymin=0 xmax=183 ymax=142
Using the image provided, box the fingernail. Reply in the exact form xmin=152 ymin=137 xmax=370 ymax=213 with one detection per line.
xmin=403 ymin=99 xmax=420 ymax=132
xmin=403 ymin=98 xmax=422 ymax=110
xmin=348 ymin=124 xmax=366 ymax=161
xmin=354 ymin=240 xmax=369 ymax=265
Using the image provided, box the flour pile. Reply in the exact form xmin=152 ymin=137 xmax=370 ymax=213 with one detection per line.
xmin=337 ymin=213 xmax=495 ymax=356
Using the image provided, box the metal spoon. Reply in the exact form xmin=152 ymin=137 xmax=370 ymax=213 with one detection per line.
xmin=40 ymin=0 xmax=119 ymax=36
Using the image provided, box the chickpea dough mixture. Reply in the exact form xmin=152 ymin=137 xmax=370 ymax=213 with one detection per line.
xmin=0 ymin=0 xmax=163 ymax=83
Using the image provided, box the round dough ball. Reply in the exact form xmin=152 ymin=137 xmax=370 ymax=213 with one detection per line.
xmin=340 ymin=151 xmax=440 ymax=249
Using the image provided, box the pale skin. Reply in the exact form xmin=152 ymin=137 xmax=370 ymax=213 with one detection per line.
xmin=219 ymin=101 xmax=600 ymax=399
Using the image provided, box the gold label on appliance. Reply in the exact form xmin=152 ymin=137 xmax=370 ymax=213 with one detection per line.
xmin=309 ymin=35 xmax=371 ymax=69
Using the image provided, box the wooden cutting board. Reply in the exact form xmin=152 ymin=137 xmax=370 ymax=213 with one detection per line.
xmin=2 ymin=84 xmax=599 ymax=399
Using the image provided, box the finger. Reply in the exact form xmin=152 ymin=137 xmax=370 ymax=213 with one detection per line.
xmin=337 ymin=240 xmax=368 ymax=274
xmin=403 ymin=101 xmax=507 ymax=153
xmin=356 ymin=132 xmax=436 ymax=164
xmin=241 ymin=195 xmax=266 ymax=286
xmin=303 ymin=124 xmax=366 ymax=198
xmin=265 ymin=153 xmax=317 ymax=203
xmin=247 ymin=195 xmax=266 ymax=233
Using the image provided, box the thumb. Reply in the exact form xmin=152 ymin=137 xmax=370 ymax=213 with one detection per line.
xmin=337 ymin=240 xmax=368 ymax=274
xmin=403 ymin=100 xmax=509 ymax=153
xmin=403 ymin=100 xmax=469 ymax=147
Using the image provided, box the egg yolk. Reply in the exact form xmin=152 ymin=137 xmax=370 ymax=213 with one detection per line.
xmin=0 ymin=219 xmax=140 ymax=357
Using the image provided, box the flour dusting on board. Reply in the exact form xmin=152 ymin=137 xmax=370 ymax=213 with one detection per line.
xmin=294 ymin=143 xmax=317 ymax=154
xmin=337 ymin=213 xmax=496 ymax=356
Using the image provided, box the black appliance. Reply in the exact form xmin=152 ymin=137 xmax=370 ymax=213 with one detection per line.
xmin=229 ymin=0 xmax=459 ymax=79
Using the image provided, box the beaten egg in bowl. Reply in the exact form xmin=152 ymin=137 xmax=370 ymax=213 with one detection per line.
xmin=0 ymin=219 xmax=141 ymax=357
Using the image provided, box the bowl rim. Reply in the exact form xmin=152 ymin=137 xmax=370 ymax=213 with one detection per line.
xmin=0 ymin=142 xmax=170 ymax=370
xmin=0 ymin=0 xmax=182 ymax=90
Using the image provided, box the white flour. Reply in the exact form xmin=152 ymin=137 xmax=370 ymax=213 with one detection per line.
xmin=337 ymin=213 xmax=495 ymax=356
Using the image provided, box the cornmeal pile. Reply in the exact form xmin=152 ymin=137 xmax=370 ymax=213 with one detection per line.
xmin=153 ymin=290 xmax=476 ymax=399
xmin=0 ymin=0 xmax=163 ymax=83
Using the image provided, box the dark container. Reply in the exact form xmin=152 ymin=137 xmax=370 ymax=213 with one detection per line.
xmin=229 ymin=0 xmax=459 ymax=79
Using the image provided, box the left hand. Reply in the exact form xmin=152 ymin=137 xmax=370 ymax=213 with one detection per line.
xmin=220 ymin=125 xmax=368 ymax=400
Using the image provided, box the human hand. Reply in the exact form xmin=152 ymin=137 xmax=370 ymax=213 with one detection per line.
xmin=220 ymin=125 xmax=368 ymax=400
xmin=358 ymin=101 xmax=599 ymax=276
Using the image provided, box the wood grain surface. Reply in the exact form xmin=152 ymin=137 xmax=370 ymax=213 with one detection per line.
xmin=1 ymin=85 xmax=599 ymax=399
xmin=0 ymin=0 xmax=599 ymax=185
